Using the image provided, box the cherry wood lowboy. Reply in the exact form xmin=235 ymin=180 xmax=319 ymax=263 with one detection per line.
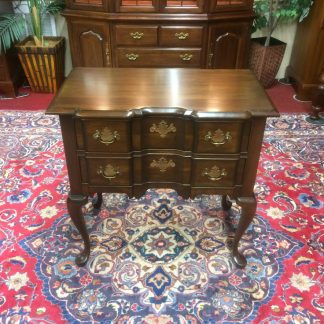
xmin=46 ymin=67 xmax=278 ymax=267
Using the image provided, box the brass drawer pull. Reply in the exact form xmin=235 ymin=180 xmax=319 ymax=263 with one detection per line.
xmin=126 ymin=53 xmax=139 ymax=61
xmin=150 ymin=157 xmax=175 ymax=173
xmin=180 ymin=53 xmax=193 ymax=61
xmin=203 ymin=165 xmax=227 ymax=181
xmin=175 ymin=32 xmax=189 ymax=40
xmin=93 ymin=127 xmax=120 ymax=145
xmin=130 ymin=32 xmax=144 ymax=39
xmin=205 ymin=129 xmax=232 ymax=146
xmin=150 ymin=120 xmax=176 ymax=138
xmin=97 ymin=164 xmax=120 ymax=180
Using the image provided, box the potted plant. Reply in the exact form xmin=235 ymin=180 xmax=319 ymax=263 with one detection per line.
xmin=0 ymin=13 xmax=26 ymax=97
xmin=15 ymin=0 xmax=66 ymax=93
xmin=249 ymin=0 xmax=314 ymax=88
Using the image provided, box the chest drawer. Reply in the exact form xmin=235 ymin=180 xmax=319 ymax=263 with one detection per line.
xmin=141 ymin=154 xmax=191 ymax=183
xmin=140 ymin=117 xmax=187 ymax=149
xmin=159 ymin=26 xmax=204 ymax=47
xmin=192 ymin=159 xmax=241 ymax=187
xmin=116 ymin=48 xmax=202 ymax=67
xmin=115 ymin=25 xmax=158 ymax=46
xmin=195 ymin=121 xmax=245 ymax=153
xmin=82 ymin=157 xmax=132 ymax=186
xmin=77 ymin=119 xmax=131 ymax=153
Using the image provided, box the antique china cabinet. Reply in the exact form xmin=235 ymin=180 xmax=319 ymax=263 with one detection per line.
xmin=64 ymin=0 xmax=254 ymax=69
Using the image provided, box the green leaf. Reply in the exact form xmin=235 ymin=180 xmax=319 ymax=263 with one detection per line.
xmin=0 ymin=14 xmax=25 ymax=53
xmin=252 ymin=0 xmax=314 ymax=36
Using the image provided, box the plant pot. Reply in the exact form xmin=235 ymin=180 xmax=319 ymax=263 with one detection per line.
xmin=248 ymin=37 xmax=286 ymax=88
xmin=16 ymin=36 xmax=65 ymax=93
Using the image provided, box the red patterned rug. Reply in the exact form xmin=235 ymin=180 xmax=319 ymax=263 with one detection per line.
xmin=0 ymin=111 xmax=323 ymax=323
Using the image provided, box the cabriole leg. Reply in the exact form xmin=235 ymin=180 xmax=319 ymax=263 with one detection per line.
xmin=232 ymin=195 xmax=257 ymax=268
xmin=93 ymin=192 xmax=103 ymax=209
xmin=221 ymin=194 xmax=232 ymax=210
xmin=67 ymin=194 xmax=90 ymax=267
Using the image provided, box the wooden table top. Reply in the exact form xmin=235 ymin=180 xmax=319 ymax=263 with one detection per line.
xmin=47 ymin=68 xmax=278 ymax=118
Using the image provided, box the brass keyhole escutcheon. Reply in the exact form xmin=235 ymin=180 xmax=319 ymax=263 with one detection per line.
xmin=150 ymin=157 xmax=175 ymax=173
xmin=150 ymin=120 xmax=176 ymax=138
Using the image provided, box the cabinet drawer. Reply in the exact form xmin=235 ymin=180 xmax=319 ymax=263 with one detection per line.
xmin=141 ymin=117 xmax=185 ymax=149
xmin=82 ymin=158 xmax=131 ymax=186
xmin=141 ymin=154 xmax=190 ymax=183
xmin=192 ymin=159 xmax=239 ymax=187
xmin=159 ymin=26 xmax=203 ymax=47
xmin=115 ymin=25 xmax=158 ymax=46
xmin=116 ymin=48 xmax=201 ymax=67
xmin=195 ymin=121 xmax=244 ymax=153
xmin=78 ymin=119 xmax=131 ymax=152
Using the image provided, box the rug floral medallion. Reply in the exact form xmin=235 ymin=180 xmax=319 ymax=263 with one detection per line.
xmin=0 ymin=112 xmax=323 ymax=323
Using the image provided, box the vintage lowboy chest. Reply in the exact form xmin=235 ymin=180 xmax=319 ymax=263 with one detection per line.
xmin=46 ymin=67 xmax=278 ymax=267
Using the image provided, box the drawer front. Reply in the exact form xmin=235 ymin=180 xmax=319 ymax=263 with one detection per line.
xmin=195 ymin=122 xmax=244 ymax=153
xmin=115 ymin=25 xmax=158 ymax=46
xmin=192 ymin=159 xmax=239 ymax=187
xmin=159 ymin=26 xmax=203 ymax=47
xmin=116 ymin=48 xmax=201 ymax=67
xmin=141 ymin=154 xmax=190 ymax=183
xmin=141 ymin=117 xmax=185 ymax=149
xmin=80 ymin=120 xmax=130 ymax=152
xmin=83 ymin=158 xmax=131 ymax=186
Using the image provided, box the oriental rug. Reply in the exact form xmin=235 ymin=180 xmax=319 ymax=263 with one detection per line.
xmin=0 ymin=111 xmax=323 ymax=323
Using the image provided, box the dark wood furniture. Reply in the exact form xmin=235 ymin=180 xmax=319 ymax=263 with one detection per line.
xmin=46 ymin=67 xmax=278 ymax=268
xmin=0 ymin=48 xmax=25 ymax=98
xmin=64 ymin=0 xmax=253 ymax=69
xmin=286 ymin=0 xmax=324 ymax=101
xmin=307 ymin=71 xmax=324 ymax=124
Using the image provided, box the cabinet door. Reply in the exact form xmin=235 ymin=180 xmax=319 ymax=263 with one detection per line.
xmin=67 ymin=0 xmax=110 ymax=11
xmin=160 ymin=0 xmax=205 ymax=13
xmin=209 ymin=0 xmax=252 ymax=12
xmin=207 ymin=22 xmax=250 ymax=69
xmin=116 ymin=0 xmax=159 ymax=12
xmin=68 ymin=20 xmax=112 ymax=67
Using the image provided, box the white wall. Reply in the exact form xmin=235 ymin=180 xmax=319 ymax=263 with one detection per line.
xmin=55 ymin=16 xmax=73 ymax=76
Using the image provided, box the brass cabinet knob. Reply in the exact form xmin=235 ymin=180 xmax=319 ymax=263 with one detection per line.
xmin=126 ymin=53 xmax=139 ymax=61
xmin=150 ymin=120 xmax=176 ymax=138
xmin=150 ymin=157 xmax=175 ymax=173
xmin=93 ymin=127 xmax=120 ymax=145
xmin=175 ymin=32 xmax=189 ymax=40
xmin=97 ymin=164 xmax=120 ymax=180
xmin=180 ymin=53 xmax=193 ymax=61
xmin=203 ymin=165 xmax=227 ymax=181
xmin=204 ymin=129 xmax=232 ymax=146
xmin=130 ymin=32 xmax=144 ymax=39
